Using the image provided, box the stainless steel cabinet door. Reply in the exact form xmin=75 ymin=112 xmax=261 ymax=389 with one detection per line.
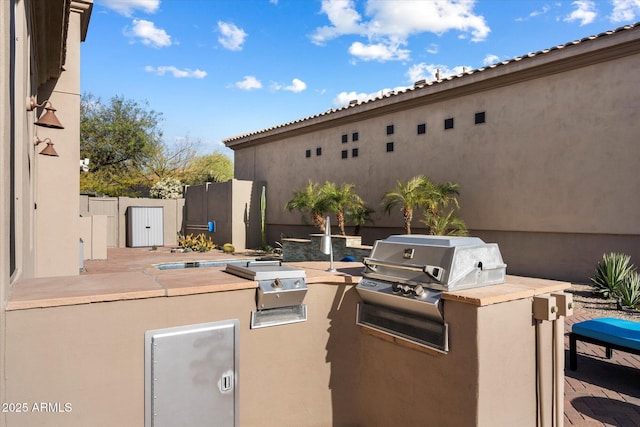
xmin=145 ymin=320 xmax=239 ymax=427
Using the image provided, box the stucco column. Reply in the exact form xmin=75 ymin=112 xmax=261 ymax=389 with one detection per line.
xmin=35 ymin=1 xmax=91 ymax=277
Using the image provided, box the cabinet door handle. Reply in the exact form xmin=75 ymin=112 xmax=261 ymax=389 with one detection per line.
xmin=221 ymin=373 xmax=233 ymax=392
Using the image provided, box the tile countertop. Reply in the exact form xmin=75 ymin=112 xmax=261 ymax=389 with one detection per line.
xmin=5 ymin=261 xmax=569 ymax=311
xmin=442 ymin=275 xmax=571 ymax=306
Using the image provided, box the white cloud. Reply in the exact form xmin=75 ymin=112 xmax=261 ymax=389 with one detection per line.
xmin=311 ymin=0 xmax=364 ymax=45
xmin=610 ymin=0 xmax=640 ymax=22
xmin=332 ymin=86 xmax=408 ymax=108
xmin=426 ymin=43 xmax=439 ymax=54
xmin=333 ymin=91 xmax=379 ymax=108
xmin=235 ymin=76 xmax=262 ymax=90
xmin=483 ymin=54 xmax=500 ymax=66
xmin=311 ymin=0 xmax=490 ymax=62
xmin=406 ymin=63 xmax=470 ymax=83
xmin=272 ymin=78 xmax=308 ymax=92
xmin=516 ymin=5 xmax=551 ymax=21
xmin=349 ymin=41 xmax=410 ymax=62
xmin=218 ymin=21 xmax=247 ymax=51
xmin=99 ymin=0 xmax=160 ymax=17
xmin=127 ymin=19 xmax=172 ymax=48
xmin=145 ymin=66 xmax=207 ymax=79
xmin=282 ymin=78 xmax=307 ymax=93
xmin=529 ymin=5 xmax=551 ymax=18
xmin=564 ymin=0 xmax=597 ymax=26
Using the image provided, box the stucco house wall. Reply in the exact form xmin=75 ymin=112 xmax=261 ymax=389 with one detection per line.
xmin=226 ymin=25 xmax=640 ymax=282
xmin=1 ymin=2 xmax=92 ymax=423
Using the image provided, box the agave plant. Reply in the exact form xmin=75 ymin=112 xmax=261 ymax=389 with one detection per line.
xmin=616 ymin=271 xmax=640 ymax=309
xmin=590 ymin=253 xmax=636 ymax=299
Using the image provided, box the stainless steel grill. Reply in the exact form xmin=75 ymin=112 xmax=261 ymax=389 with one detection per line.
xmin=356 ymin=235 xmax=506 ymax=352
xmin=225 ymin=260 xmax=307 ymax=328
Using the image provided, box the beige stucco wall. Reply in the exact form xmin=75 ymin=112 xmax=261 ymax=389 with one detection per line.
xmin=0 ymin=3 xmax=11 ymax=408
xmin=2 ymin=2 xmax=93 ymax=425
xmin=3 ymin=285 xmax=357 ymax=426
xmin=78 ymin=214 xmax=107 ymax=260
xmin=230 ymin=32 xmax=640 ymax=281
xmin=34 ymin=7 xmax=85 ymax=277
xmin=3 ymin=283 xmax=555 ymax=427
xmin=11 ymin=0 xmax=38 ymax=281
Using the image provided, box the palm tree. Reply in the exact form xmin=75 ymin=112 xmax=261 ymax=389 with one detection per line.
xmin=381 ymin=176 xmax=428 ymax=234
xmin=321 ymin=182 xmax=364 ymax=235
xmin=419 ymin=180 xmax=466 ymax=235
xmin=422 ymin=209 xmax=468 ymax=236
xmin=347 ymin=204 xmax=375 ymax=236
xmin=285 ymin=180 xmax=329 ymax=232
xmin=422 ymin=181 xmax=460 ymax=217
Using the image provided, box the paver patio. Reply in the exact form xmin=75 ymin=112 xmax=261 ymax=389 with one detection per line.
xmin=564 ymin=313 xmax=640 ymax=426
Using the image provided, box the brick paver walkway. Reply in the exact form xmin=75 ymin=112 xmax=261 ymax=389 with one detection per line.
xmin=564 ymin=313 xmax=640 ymax=426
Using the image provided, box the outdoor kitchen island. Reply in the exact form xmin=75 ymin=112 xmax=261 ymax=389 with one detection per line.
xmin=4 ymin=254 xmax=570 ymax=427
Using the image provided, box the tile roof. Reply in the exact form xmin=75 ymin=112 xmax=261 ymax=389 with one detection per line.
xmin=223 ymin=22 xmax=639 ymax=145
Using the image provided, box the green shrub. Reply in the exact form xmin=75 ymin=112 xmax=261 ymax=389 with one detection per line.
xmin=590 ymin=253 xmax=636 ymax=299
xmin=617 ymin=272 xmax=640 ymax=309
xmin=222 ymin=243 xmax=235 ymax=253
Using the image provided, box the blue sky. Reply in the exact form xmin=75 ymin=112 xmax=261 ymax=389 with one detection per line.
xmin=82 ymin=0 xmax=640 ymax=157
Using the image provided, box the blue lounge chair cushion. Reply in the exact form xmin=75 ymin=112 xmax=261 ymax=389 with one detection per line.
xmin=572 ymin=317 xmax=640 ymax=351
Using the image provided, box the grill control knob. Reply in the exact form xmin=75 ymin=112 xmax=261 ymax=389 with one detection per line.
xmin=401 ymin=285 xmax=412 ymax=295
xmin=392 ymin=283 xmax=402 ymax=294
xmin=412 ymin=285 xmax=425 ymax=297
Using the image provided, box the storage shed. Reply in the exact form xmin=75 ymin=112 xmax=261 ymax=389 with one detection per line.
xmin=127 ymin=206 xmax=164 ymax=247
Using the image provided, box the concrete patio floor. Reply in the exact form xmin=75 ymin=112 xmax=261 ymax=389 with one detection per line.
xmin=83 ymin=248 xmax=640 ymax=426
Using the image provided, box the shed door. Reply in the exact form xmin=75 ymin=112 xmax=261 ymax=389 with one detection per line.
xmin=145 ymin=207 xmax=164 ymax=246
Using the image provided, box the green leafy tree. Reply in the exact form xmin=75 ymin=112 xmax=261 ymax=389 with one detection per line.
xmin=181 ymin=152 xmax=233 ymax=185
xmin=285 ymin=181 xmax=330 ymax=232
xmin=322 ymin=182 xmax=364 ymax=235
xmin=381 ymin=176 xmax=428 ymax=234
xmin=80 ymin=93 xmax=163 ymax=196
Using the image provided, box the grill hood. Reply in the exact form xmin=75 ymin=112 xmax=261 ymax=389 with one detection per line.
xmin=362 ymin=235 xmax=506 ymax=292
